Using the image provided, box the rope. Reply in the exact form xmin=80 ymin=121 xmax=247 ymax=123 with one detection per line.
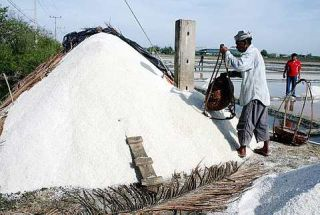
xmin=222 ymin=53 xmax=236 ymax=120
xmin=122 ymin=0 xmax=173 ymax=79
xmin=272 ymin=79 xmax=314 ymax=144
xmin=203 ymin=51 xmax=222 ymax=108
xmin=293 ymin=80 xmax=313 ymax=143
xmin=203 ymin=45 xmax=236 ymax=120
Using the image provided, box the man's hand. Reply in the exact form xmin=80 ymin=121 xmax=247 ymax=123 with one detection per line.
xmin=220 ymin=72 xmax=227 ymax=78
xmin=283 ymin=73 xmax=286 ymax=79
xmin=220 ymin=45 xmax=228 ymax=54
xmin=220 ymin=71 xmax=242 ymax=78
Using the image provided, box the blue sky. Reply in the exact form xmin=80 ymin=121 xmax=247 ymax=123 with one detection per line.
xmin=1 ymin=0 xmax=319 ymax=55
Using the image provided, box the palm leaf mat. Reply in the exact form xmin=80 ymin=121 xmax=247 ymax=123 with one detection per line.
xmin=0 ymin=161 xmax=265 ymax=214
xmin=65 ymin=161 xmax=265 ymax=214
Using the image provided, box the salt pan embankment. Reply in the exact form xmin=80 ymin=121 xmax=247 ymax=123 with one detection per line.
xmin=0 ymin=33 xmax=256 ymax=194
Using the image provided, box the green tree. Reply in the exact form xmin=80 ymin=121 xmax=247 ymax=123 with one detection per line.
xmin=261 ymin=49 xmax=268 ymax=57
xmin=146 ymin=45 xmax=160 ymax=54
xmin=160 ymin=46 xmax=174 ymax=55
xmin=0 ymin=6 xmax=61 ymax=99
xmin=306 ymin=53 xmax=312 ymax=58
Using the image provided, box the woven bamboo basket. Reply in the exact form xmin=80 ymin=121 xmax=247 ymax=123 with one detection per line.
xmin=205 ymin=76 xmax=234 ymax=111
xmin=274 ymin=126 xmax=308 ymax=145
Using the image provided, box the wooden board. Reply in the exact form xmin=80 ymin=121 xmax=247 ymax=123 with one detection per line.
xmin=127 ymin=136 xmax=163 ymax=188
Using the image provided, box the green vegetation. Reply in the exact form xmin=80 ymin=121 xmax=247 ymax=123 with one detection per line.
xmin=261 ymin=49 xmax=320 ymax=62
xmin=261 ymin=49 xmax=268 ymax=57
xmin=160 ymin=46 xmax=174 ymax=55
xmin=147 ymin=45 xmax=174 ymax=55
xmin=0 ymin=6 xmax=61 ymax=99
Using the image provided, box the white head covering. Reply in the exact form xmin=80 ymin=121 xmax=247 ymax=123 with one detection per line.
xmin=234 ymin=30 xmax=252 ymax=41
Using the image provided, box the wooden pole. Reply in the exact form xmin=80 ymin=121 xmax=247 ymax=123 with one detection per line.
xmin=3 ymin=73 xmax=14 ymax=104
xmin=174 ymin=19 xmax=196 ymax=91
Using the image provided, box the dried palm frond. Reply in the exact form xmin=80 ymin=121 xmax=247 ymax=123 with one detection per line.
xmin=0 ymin=52 xmax=64 ymax=112
xmin=65 ymin=161 xmax=265 ymax=214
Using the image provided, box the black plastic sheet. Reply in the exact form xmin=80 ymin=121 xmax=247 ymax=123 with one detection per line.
xmin=62 ymin=27 xmax=173 ymax=80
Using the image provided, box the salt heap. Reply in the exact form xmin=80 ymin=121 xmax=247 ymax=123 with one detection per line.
xmin=0 ymin=33 xmax=252 ymax=193
xmin=214 ymin=164 xmax=320 ymax=215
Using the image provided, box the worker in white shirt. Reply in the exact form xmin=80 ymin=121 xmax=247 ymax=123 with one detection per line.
xmin=220 ymin=30 xmax=271 ymax=158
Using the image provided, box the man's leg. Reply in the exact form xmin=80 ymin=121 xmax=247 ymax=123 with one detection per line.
xmin=291 ymin=76 xmax=298 ymax=97
xmin=253 ymin=101 xmax=270 ymax=156
xmin=262 ymin=140 xmax=269 ymax=152
xmin=237 ymin=101 xmax=255 ymax=157
xmin=254 ymin=140 xmax=270 ymax=156
xmin=286 ymin=76 xmax=291 ymax=96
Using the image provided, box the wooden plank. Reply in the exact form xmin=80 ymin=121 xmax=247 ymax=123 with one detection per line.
xmin=126 ymin=136 xmax=163 ymax=188
xmin=138 ymin=164 xmax=157 ymax=179
xmin=141 ymin=176 xmax=163 ymax=187
xmin=126 ymin=136 xmax=143 ymax=145
xmin=134 ymin=157 xmax=153 ymax=166
xmin=129 ymin=142 xmax=148 ymax=158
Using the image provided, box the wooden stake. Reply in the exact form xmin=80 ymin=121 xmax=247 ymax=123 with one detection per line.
xmin=3 ymin=73 xmax=14 ymax=104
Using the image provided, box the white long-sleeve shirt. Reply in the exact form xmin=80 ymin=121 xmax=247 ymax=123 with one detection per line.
xmin=225 ymin=45 xmax=270 ymax=106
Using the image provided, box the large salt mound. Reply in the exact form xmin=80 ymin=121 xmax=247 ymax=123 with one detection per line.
xmin=0 ymin=33 xmax=254 ymax=193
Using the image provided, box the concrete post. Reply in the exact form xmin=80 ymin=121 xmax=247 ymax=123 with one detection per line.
xmin=174 ymin=19 xmax=196 ymax=91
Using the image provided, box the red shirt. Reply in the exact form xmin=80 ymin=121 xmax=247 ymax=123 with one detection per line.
xmin=285 ymin=60 xmax=301 ymax=77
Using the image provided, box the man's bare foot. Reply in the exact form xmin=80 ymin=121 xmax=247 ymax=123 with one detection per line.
xmin=237 ymin=146 xmax=246 ymax=158
xmin=254 ymin=147 xmax=270 ymax=157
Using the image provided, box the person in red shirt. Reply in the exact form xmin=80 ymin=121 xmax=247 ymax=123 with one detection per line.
xmin=283 ymin=53 xmax=302 ymax=97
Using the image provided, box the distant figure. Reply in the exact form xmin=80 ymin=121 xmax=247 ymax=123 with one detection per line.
xmin=283 ymin=53 xmax=302 ymax=97
xmin=220 ymin=30 xmax=271 ymax=158
xmin=198 ymin=54 xmax=204 ymax=70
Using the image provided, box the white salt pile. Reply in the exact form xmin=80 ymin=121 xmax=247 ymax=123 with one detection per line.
xmin=0 ymin=33 xmax=256 ymax=194
xmin=211 ymin=164 xmax=320 ymax=215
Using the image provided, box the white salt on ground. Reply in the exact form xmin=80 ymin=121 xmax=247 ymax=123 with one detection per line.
xmin=0 ymin=33 xmax=257 ymax=193
xmin=211 ymin=164 xmax=320 ymax=215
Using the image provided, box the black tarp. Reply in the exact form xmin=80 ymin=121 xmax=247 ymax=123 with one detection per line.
xmin=62 ymin=27 xmax=173 ymax=80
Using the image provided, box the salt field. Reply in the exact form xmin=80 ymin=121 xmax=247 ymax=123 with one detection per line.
xmin=162 ymin=55 xmax=320 ymax=146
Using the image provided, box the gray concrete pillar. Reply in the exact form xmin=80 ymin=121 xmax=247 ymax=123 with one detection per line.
xmin=174 ymin=19 xmax=196 ymax=91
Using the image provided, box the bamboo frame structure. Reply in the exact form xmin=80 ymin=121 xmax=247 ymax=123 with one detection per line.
xmin=0 ymin=52 xmax=64 ymax=111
